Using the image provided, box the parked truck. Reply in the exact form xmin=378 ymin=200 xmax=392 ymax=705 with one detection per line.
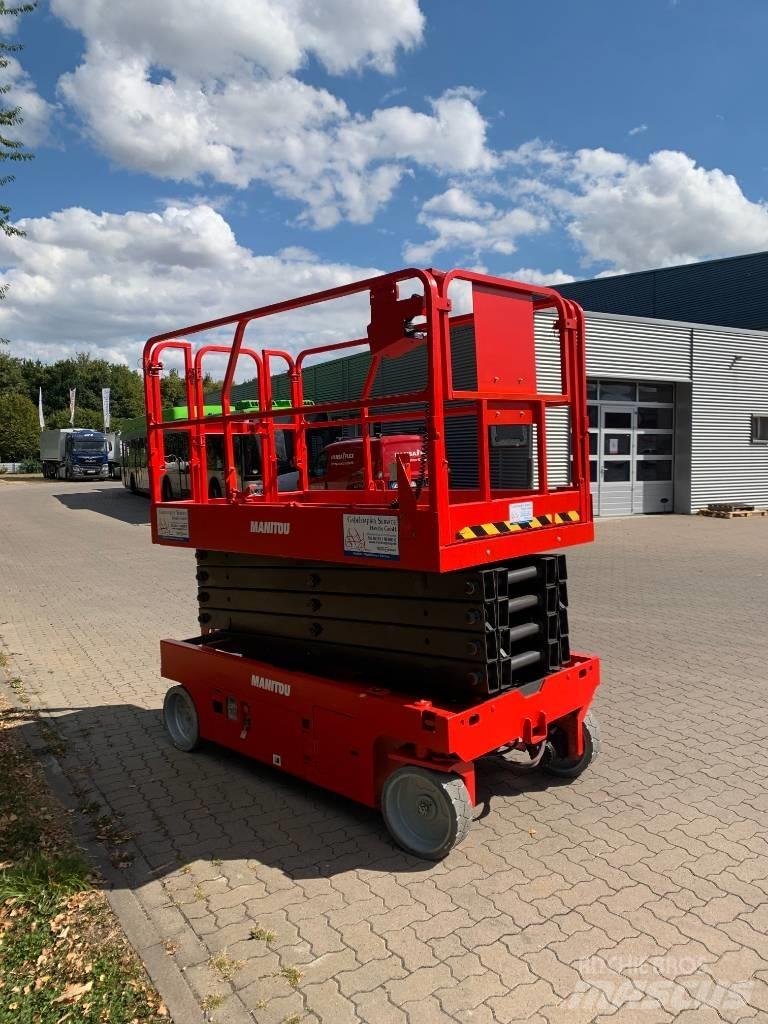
xmin=40 ymin=429 xmax=110 ymax=480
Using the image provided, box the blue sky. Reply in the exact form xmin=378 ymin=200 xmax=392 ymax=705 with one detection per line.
xmin=3 ymin=0 xmax=768 ymax=363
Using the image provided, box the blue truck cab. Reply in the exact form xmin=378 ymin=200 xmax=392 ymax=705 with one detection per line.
xmin=40 ymin=428 xmax=110 ymax=480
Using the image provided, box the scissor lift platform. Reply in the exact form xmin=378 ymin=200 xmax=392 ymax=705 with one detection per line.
xmin=147 ymin=268 xmax=601 ymax=858
xmin=143 ymin=267 xmax=593 ymax=572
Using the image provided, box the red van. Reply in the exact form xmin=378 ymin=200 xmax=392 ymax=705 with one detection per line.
xmin=311 ymin=435 xmax=425 ymax=490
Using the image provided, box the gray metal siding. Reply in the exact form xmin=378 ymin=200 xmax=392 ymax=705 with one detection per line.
xmin=673 ymin=383 xmax=692 ymax=514
xmin=581 ymin=315 xmax=692 ymax=382
xmin=690 ymin=329 xmax=768 ymax=509
xmin=535 ymin=311 xmax=691 ymax=488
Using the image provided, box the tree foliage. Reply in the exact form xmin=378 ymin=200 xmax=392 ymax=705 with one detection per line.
xmin=0 ymin=349 xmax=223 ymax=431
xmin=0 ymin=2 xmax=37 ymax=245
xmin=0 ymin=1 xmax=37 ymax=334
xmin=0 ymin=390 xmax=38 ymax=460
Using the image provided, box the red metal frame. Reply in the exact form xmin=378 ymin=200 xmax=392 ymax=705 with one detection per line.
xmin=161 ymin=636 xmax=600 ymax=809
xmin=143 ymin=267 xmax=593 ymax=572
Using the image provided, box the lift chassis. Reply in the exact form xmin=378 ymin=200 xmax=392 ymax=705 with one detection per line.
xmin=161 ymin=635 xmax=600 ymax=859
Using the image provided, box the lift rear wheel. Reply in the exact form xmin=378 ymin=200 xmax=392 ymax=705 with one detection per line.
xmin=163 ymin=686 xmax=200 ymax=752
xmin=381 ymin=766 xmax=472 ymax=860
xmin=541 ymin=711 xmax=600 ymax=779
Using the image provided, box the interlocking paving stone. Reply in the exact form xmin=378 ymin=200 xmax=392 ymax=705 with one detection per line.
xmin=1 ymin=480 xmax=767 ymax=1022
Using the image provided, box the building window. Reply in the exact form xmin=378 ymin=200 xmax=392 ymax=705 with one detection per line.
xmin=638 ymin=383 xmax=674 ymax=404
xmin=599 ymin=381 xmax=636 ymax=402
xmin=752 ymin=415 xmax=768 ymax=445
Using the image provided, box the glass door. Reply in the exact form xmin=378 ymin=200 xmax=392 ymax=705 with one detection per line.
xmin=598 ymin=405 xmax=635 ymax=516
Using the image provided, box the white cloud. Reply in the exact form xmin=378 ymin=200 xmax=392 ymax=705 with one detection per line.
xmin=564 ymin=149 xmax=768 ymax=270
xmin=3 ymin=57 xmax=54 ymax=147
xmin=50 ymin=0 xmax=496 ymax=227
xmin=405 ymin=188 xmax=547 ymax=263
xmin=504 ymin=268 xmax=576 ymax=286
xmin=422 ymin=187 xmax=497 ymax=220
xmin=0 ymin=204 xmax=380 ymax=363
xmin=628 ymin=124 xmax=648 ymax=136
xmin=407 ymin=146 xmax=768 ymax=277
xmin=51 ymin=0 xmax=425 ymax=78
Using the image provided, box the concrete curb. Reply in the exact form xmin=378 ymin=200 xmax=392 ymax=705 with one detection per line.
xmin=0 ymin=675 xmax=207 ymax=1024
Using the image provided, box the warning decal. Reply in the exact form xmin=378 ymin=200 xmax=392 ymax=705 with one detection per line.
xmin=157 ymin=507 xmax=190 ymax=541
xmin=343 ymin=514 xmax=399 ymax=560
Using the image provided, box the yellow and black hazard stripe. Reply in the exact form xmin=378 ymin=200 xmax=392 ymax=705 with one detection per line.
xmin=457 ymin=511 xmax=580 ymax=541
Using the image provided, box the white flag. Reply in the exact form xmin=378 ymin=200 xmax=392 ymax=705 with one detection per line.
xmin=69 ymin=388 xmax=76 ymax=425
xmin=38 ymin=387 xmax=44 ymax=430
xmin=102 ymin=388 xmax=111 ymax=431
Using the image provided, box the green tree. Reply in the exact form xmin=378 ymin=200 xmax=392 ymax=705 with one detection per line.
xmin=0 ymin=1 xmax=36 ymax=273
xmin=46 ymin=405 xmax=102 ymax=430
xmin=109 ymin=363 xmax=144 ymax=419
xmin=160 ymin=368 xmax=187 ymax=407
xmin=0 ymin=348 xmax=23 ymax=391
xmin=0 ymin=391 xmax=38 ymax=460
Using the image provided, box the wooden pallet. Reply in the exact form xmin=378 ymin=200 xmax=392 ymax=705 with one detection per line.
xmin=698 ymin=507 xmax=768 ymax=519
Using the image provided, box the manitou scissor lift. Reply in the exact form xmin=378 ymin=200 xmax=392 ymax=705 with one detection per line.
xmin=144 ymin=268 xmax=601 ymax=859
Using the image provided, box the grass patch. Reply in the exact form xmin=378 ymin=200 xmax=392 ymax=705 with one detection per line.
xmin=250 ymin=925 xmax=277 ymax=944
xmin=208 ymin=950 xmax=243 ymax=981
xmin=200 ymin=992 xmax=225 ymax=1012
xmin=279 ymin=965 xmax=303 ymax=989
xmin=0 ymin=698 xmax=169 ymax=1023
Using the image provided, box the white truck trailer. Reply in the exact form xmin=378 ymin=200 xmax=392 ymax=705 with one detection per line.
xmin=105 ymin=431 xmax=122 ymax=478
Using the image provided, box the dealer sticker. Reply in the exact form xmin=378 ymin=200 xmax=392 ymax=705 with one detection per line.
xmin=508 ymin=501 xmax=534 ymax=524
xmin=343 ymin=514 xmax=399 ymax=560
xmin=156 ymin=507 xmax=189 ymax=541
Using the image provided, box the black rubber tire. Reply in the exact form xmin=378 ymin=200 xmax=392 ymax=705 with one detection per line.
xmin=208 ymin=477 xmax=222 ymax=499
xmin=161 ymin=476 xmax=173 ymax=502
xmin=541 ymin=711 xmax=601 ymax=779
xmin=162 ymin=686 xmax=200 ymax=752
xmin=381 ymin=766 xmax=473 ymax=860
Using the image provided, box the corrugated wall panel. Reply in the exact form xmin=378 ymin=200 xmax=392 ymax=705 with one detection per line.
xmin=582 ymin=314 xmax=692 ymax=382
xmin=534 ymin=312 xmax=567 ymax=487
xmin=558 ymin=251 xmax=768 ymax=331
xmin=690 ymin=329 xmax=768 ymax=509
xmin=534 ymin=311 xmax=691 ymax=488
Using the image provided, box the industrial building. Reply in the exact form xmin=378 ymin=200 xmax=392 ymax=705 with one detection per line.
xmin=222 ymin=258 xmax=768 ymax=517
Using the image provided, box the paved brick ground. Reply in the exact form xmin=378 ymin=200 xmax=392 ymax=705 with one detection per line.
xmin=1 ymin=478 xmax=767 ymax=1023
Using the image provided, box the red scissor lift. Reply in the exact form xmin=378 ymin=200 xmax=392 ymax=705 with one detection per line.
xmin=145 ymin=268 xmax=601 ymax=859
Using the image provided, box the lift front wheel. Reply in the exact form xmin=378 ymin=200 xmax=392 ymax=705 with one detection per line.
xmin=163 ymin=686 xmax=200 ymax=752
xmin=381 ymin=766 xmax=472 ymax=860
xmin=541 ymin=711 xmax=601 ymax=779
